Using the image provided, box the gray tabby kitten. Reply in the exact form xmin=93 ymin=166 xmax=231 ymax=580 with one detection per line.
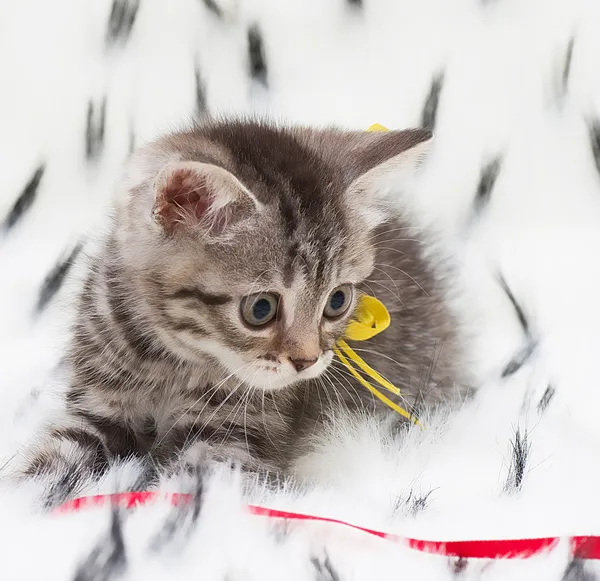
xmin=19 ymin=119 xmax=464 ymax=497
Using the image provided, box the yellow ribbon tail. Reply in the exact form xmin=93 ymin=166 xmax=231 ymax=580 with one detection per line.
xmin=333 ymin=344 xmax=421 ymax=427
xmin=336 ymin=339 xmax=399 ymax=396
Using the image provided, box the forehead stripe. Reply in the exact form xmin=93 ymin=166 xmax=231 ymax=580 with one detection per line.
xmin=170 ymin=287 xmax=232 ymax=306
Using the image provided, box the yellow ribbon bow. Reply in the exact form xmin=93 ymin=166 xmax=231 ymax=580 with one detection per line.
xmin=334 ymin=295 xmax=421 ymax=426
xmin=332 ymin=123 xmax=422 ymax=427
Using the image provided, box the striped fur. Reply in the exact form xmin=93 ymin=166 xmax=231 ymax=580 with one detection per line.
xmin=17 ymin=119 xmax=467 ymax=498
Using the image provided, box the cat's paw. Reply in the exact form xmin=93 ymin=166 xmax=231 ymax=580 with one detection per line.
xmin=9 ymin=429 xmax=110 ymax=508
xmin=168 ymin=440 xmax=257 ymax=478
xmin=170 ymin=440 xmax=231 ymax=476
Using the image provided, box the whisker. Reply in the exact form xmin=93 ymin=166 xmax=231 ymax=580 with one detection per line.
xmin=359 ymin=280 xmax=380 ymax=301
xmin=154 ymin=362 xmax=252 ymax=452
xmin=371 ymin=246 xmax=413 ymax=260
xmin=215 ymin=379 xmax=255 ymax=454
xmin=341 ymin=347 xmax=409 ymax=371
xmin=373 ymin=265 xmax=402 ymax=302
xmin=374 ymin=262 xmax=430 ymax=297
xmin=313 ymin=377 xmax=326 ymax=420
xmin=417 ymin=340 xmax=445 ymax=396
xmin=319 ymin=375 xmax=343 ymax=411
xmin=364 ymin=277 xmax=403 ymax=304
xmin=209 ymin=371 xmax=256 ymax=452
xmin=242 ymin=374 xmax=257 ymax=457
xmin=317 ymin=375 xmax=336 ymax=417
xmin=372 ymin=238 xmax=423 ymax=247
xmin=328 ymin=364 xmax=366 ymax=406
xmin=331 ymin=356 xmax=405 ymax=400
xmin=325 ymin=367 xmax=361 ymax=410
xmin=260 ymin=384 xmax=280 ymax=451
xmin=368 ymin=225 xmax=425 ymax=242
xmin=184 ymin=383 xmax=245 ymax=453
xmin=316 ymin=375 xmax=345 ymax=435
xmin=330 ymin=361 xmax=413 ymax=409
xmin=323 ymin=374 xmax=355 ymax=422
xmin=269 ymin=390 xmax=288 ymax=433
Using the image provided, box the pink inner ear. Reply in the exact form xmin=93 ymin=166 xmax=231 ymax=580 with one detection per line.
xmin=165 ymin=168 xmax=211 ymax=219
xmin=154 ymin=167 xmax=213 ymax=232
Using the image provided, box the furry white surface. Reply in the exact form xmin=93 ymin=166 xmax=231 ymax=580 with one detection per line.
xmin=2 ymin=0 xmax=600 ymax=578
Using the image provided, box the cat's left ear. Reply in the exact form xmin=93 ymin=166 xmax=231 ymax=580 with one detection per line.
xmin=151 ymin=161 xmax=260 ymax=237
xmin=346 ymin=128 xmax=432 ymax=229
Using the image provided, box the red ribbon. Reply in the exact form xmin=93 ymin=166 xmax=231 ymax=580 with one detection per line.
xmin=54 ymin=492 xmax=600 ymax=560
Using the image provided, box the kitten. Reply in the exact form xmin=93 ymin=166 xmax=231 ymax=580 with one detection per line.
xmin=17 ymin=119 xmax=465 ymax=500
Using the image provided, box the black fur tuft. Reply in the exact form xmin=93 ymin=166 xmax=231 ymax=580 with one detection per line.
xmin=35 ymin=242 xmax=83 ymax=313
xmin=311 ymin=554 xmax=342 ymax=581
xmin=131 ymin=461 xmax=160 ymax=491
xmin=394 ymin=489 xmax=434 ymax=516
xmin=195 ymin=66 xmax=208 ymax=117
xmin=501 ymin=340 xmax=537 ymax=378
xmin=248 ymin=26 xmax=268 ymax=87
xmin=497 ymin=274 xmax=530 ymax=337
xmin=37 ymin=448 xmax=110 ymax=510
xmin=450 ymin=557 xmax=468 ymax=575
xmin=504 ymin=427 xmax=530 ymax=494
xmin=537 ymin=384 xmax=556 ymax=414
xmin=129 ymin=129 xmax=136 ymax=155
xmin=473 ymin=157 xmax=502 ymax=216
xmin=106 ymin=0 xmax=140 ymax=46
xmin=562 ymin=559 xmax=597 ymax=581
xmin=496 ymin=274 xmax=538 ymax=377
xmin=588 ymin=120 xmax=600 ymax=176
xmin=149 ymin=467 xmax=205 ymax=553
xmin=86 ymin=98 xmax=107 ymax=161
xmin=421 ymin=73 xmax=444 ymax=131
xmin=271 ymin=520 xmax=292 ymax=543
xmin=562 ymin=37 xmax=575 ymax=96
xmin=347 ymin=0 xmax=363 ymax=8
xmin=201 ymin=0 xmax=224 ymax=18
xmin=3 ymin=165 xmax=45 ymax=231
xmin=73 ymin=509 xmax=127 ymax=581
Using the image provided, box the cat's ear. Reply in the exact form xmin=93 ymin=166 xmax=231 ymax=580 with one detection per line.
xmin=151 ymin=161 xmax=260 ymax=236
xmin=345 ymin=128 xmax=432 ymax=229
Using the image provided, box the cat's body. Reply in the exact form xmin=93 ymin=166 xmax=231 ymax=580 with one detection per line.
xmin=18 ymin=119 xmax=466 ymax=500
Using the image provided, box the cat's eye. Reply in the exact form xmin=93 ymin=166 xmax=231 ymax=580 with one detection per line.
xmin=240 ymin=293 xmax=279 ymax=327
xmin=323 ymin=284 xmax=353 ymax=319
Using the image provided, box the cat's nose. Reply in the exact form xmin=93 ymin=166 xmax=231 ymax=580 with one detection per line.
xmin=289 ymin=357 xmax=319 ymax=373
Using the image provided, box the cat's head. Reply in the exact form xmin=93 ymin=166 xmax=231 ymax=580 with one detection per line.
xmin=116 ymin=119 xmax=431 ymax=390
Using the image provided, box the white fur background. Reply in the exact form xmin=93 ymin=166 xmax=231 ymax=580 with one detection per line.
xmin=2 ymin=0 xmax=600 ymax=578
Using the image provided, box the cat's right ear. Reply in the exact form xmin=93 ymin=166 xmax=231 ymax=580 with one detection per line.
xmin=344 ymin=129 xmax=432 ymax=229
xmin=299 ymin=126 xmax=432 ymax=229
xmin=151 ymin=161 xmax=260 ymax=237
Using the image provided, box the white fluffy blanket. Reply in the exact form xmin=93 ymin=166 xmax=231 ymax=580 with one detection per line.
xmin=2 ymin=0 xmax=600 ymax=578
